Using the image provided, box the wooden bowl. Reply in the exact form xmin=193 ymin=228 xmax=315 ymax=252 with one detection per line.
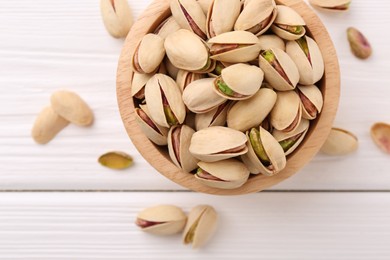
xmin=116 ymin=0 xmax=340 ymax=195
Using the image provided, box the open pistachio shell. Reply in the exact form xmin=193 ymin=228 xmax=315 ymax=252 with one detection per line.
xmin=213 ymin=63 xmax=264 ymax=100
xmin=271 ymin=5 xmax=306 ymax=41
xmin=132 ymin=34 xmax=165 ymax=74
xmin=320 ymin=128 xmax=358 ymax=155
xmin=258 ymin=34 xmax=285 ymax=51
xmin=371 ymin=123 xmax=390 ymax=154
xmin=131 ymin=72 xmax=152 ymax=100
xmin=136 ymin=205 xmax=187 ymax=235
xmin=234 ymin=0 xmax=277 ymax=36
xmin=241 ymin=127 xmax=286 ymax=175
xmin=195 ymin=102 xmax=229 ymax=130
xmin=270 ymin=91 xmax=302 ymax=132
xmin=309 ymin=0 xmax=351 ymax=11
xmin=165 ymin=29 xmax=214 ymax=73
xmin=170 ymin=0 xmax=207 ymax=40
xmin=189 ymin=126 xmax=248 ymax=162
xmin=168 ymin=125 xmax=199 ymax=172
xmin=296 ymin=85 xmax=323 ymax=120
xmin=286 ymin=36 xmax=324 ymax=85
xmin=195 ymin=159 xmax=250 ymax=189
xmin=206 ymin=0 xmax=241 ymax=38
xmin=183 ymin=78 xmax=227 ymax=114
xmin=259 ymin=48 xmax=299 ymax=91
xmin=183 ymin=205 xmax=218 ymax=249
xmin=227 ymin=88 xmax=277 ymax=132
xmin=176 ymin=70 xmax=205 ymax=93
xmin=135 ymin=105 xmax=169 ymax=146
xmin=273 ymin=118 xmax=310 ymax=156
xmin=208 ymin=31 xmax=261 ymax=63
xmin=154 ymin=16 xmax=181 ymax=39
xmin=144 ymin=74 xmax=186 ymax=128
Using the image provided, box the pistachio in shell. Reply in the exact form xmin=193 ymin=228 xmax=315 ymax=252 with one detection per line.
xmin=168 ymin=125 xmax=199 ymax=172
xmin=165 ymin=29 xmax=215 ymax=73
xmin=271 ymin=5 xmax=306 ymax=41
xmin=176 ymin=70 xmax=205 ymax=93
xmin=347 ymin=27 xmax=372 ymax=60
xmin=132 ymin=34 xmax=166 ymax=74
xmin=227 ymin=87 xmax=277 ymax=132
xmin=273 ymin=118 xmax=310 ymax=155
xmin=270 ymin=90 xmax=302 ymax=132
xmin=154 ymin=16 xmax=181 ymax=39
xmin=309 ymin=0 xmax=351 ymax=11
xmin=213 ymin=63 xmax=264 ymax=100
xmin=206 ymin=0 xmax=241 ymax=38
xmin=131 ymin=72 xmax=153 ymax=100
xmin=234 ymin=0 xmax=277 ymax=36
xmin=98 ymin=151 xmax=133 ymax=170
xmin=183 ymin=205 xmax=218 ymax=249
xmin=259 ymin=48 xmax=299 ymax=91
xmin=197 ymin=0 xmax=213 ymax=15
xmin=189 ymin=126 xmax=248 ymax=162
xmin=371 ymin=123 xmax=390 ymax=154
xmin=136 ymin=205 xmax=187 ymax=235
xmin=100 ymin=0 xmax=133 ymax=38
xmin=195 ymin=159 xmax=250 ymax=189
xmin=208 ymin=31 xmax=261 ymax=63
xmin=296 ymin=85 xmax=323 ymax=120
xmin=241 ymin=126 xmax=286 ymax=175
xmin=182 ymin=78 xmax=227 ymax=114
xmin=320 ymin=128 xmax=358 ymax=156
xmin=170 ymin=0 xmax=207 ymax=40
xmin=286 ymin=36 xmax=324 ymax=85
xmin=258 ymin=34 xmax=286 ymax=51
xmin=195 ymin=102 xmax=230 ymax=131
xmin=144 ymin=73 xmax=186 ymax=128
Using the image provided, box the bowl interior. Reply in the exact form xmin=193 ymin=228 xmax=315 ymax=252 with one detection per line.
xmin=116 ymin=0 xmax=340 ymax=195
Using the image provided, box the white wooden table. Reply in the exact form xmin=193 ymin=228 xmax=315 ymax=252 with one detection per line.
xmin=1 ymin=0 xmax=390 ymax=259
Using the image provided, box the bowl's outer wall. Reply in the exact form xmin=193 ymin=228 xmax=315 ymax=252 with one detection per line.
xmin=116 ymin=0 xmax=340 ymax=195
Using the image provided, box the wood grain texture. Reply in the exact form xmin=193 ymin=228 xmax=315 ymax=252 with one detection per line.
xmin=116 ymin=0 xmax=340 ymax=195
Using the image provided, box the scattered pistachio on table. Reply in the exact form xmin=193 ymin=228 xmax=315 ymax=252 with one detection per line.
xmin=98 ymin=151 xmax=133 ymax=170
xmin=347 ymin=27 xmax=372 ymax=60
xmin=100 ymin=0 xmax=133 ymax=38
xmin=370 ymin=123 xmax=390 ymax=154
xmin=309 ymin=0 xmax=351 ymax=11
xmin=320 ymin=127 xmax=358 ymax=156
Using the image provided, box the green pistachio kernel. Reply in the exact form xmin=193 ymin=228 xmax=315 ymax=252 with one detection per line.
xmin=249 ymin=128 xmax=270 ymax=165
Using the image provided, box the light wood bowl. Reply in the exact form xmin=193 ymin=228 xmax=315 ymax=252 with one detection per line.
xmin=117 ymin=0 xmax=340 ymax=195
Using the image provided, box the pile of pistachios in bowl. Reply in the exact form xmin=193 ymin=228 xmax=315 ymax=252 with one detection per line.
xmin=131 ymin=0 xmax=325 ymax=190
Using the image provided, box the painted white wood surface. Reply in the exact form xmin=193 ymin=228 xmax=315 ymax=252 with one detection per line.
xmin=0 ymin=192 xmax=389 ymax=259
xmin=0 ymin=0 xmax=390 ymax=191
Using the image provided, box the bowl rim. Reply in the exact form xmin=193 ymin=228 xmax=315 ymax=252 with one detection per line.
xmin=116 ymin=0 xmax=340 ymax=195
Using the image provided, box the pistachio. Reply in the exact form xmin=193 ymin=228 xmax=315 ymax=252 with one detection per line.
xmin=154 ymin=16 xmax=181 ymax=39
xmin=320 ymin=128 xmax=358 ymax=155
xmin=271 ymin=5 xmax=306 ymax=41
xmin=370 ymin=123 xmax=390 ymax=154
xmin=135 ymin=105 xmax=169 ymax=146
xmin=176 ymin=70 xmax=205 ymax=93
xmin=50 ymin=90 xmax=94 ymax=126
xmin=206 ymin=0 xmax=241 ymax=38
xmin=195 ymin=102 xmax=230 ymax=130
xmin=183 ymin=205 xmax=218 ymax=248
xmin=164 ymin=57 xmax=180 ymax=80
xmin=100 ymin=0 xmax=133 ymax=38
xmin=309 ymin=0 xmax=351 ymax=11
xmin=131 ymin=72 xmax=152 ymax=100
xmin=136 ymin=205 xmax=187 ymax=235
xmin=98 ymin=151 xmax=133 ymax=170
xmin=132 ymin=34 xmax=166 ymax=74
xmin=197 ymin=0 xmax=213 ymax=15
xmin=31 ymin=106 xmax=69 ymax=144
xmin=270 ymin=91 xmax=302 ymax=132
xmin=296 ymin=85 xmax=323 ymax=120
xmin=273 ymin=119 xmax=310 ymax=155
xmin=258 ymin=34 xmax=286 ymax=51
xmin=347 ymin=27 xmax=372 ymax=59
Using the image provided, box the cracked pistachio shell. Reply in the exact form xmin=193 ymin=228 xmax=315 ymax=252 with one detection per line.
xmin=227 ymin=88 xmax=277 ymax=132
xmin=270 ymin=91 xmax=302 ymax=132
xmin=165 ymin=30 xmax=214 ymax=73
xmin=183 ymin=205 xmax=218 ymax=249
xmin=182 ymin=78 xmax=227 ymax=114
xmin=234 ymin=0 xmax=277 ymax=36
xmin=132 ymin=34 xmax=165 ymax=74
xmin=371 ymin=123 xmax=390 ymax=154
xmin=297 ymin=85 xmax=323 ymax=120
xmin=189 ymin=126 xmax=248 ymax=162
xmin=98 ymin=151 xmax=133 ymax=170
xmin=258 ymin=34 xmax=285 ymax=51
xmin=167 ymin=125 xmax=199 ymax=172
xmin=273 ymin=118 xmax=310 ymax=156
xmin=197 ymin=0 xmax=213 ymax=15
xmin=320 ymin=128 xmax=358 ymax=155
xmin=206 ymin=0 xmax=241 ymax=38
xmin=208 ymin=31 xmax=261 ymax=63
xmin=194 ymin=102 xmax=229 ymax=131
xmin=213 ymin=63 xmax=264 ymax=100
xmin=135 ymin=104 xmax=168 ymax=146
xmin=154 ymin=16 xmax=181 ymax=39
xmin=309 ymin=0 xmax=351 ymax=11
xmin=195 ymin=159 xmax=250 ymax=189
xmin=145 ymin=74 xmax=186 ymax=128
xmin=271 ymin=5 xmax=306 ymax=41
xmin=131 ymin=72 xmax=152 ymax=100
xmin=241 ymin=127 xmax=286 ymax=175
xmin=136 ymin=205 xmax=187 ymax=235
xmin=286 ymin=36 xmax=324 ymax=85
xmin=176 ymin=70 xmax=205 ymax=93
xmin=170 ymin=0 xmax=207 ymax=40
xmin=259 ymin=48 xmax=299 ymax=91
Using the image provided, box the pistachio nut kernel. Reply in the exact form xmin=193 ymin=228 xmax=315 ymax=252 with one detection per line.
xmin=206 ymin=0 xmax=241 ymax=38
xmin=371 ymin=123 xmax=390 ymax=154
xmin=135 ymin=105 xmax=168 ymax=146
xmin=273 ymin=119 xmax=310 ymax=155
xmin=347 ymin=27 xmax=372 ymax=59
xmin=320 ymin=128 xmax=358 ymax=156
xmin=136 ymin=205 xmax=187 ymax=235
xmin=98 ymin=151 xmax=133 ymax=170
xmin=132 ymin=34 xmax=165 ymax=74
xmin=309 ymin=0 xmax=351 ymax=11
xmin=249 ymin=127 xmax=271 ymax=166
xmin=271 ymin=5 xmax=306 ymax=41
